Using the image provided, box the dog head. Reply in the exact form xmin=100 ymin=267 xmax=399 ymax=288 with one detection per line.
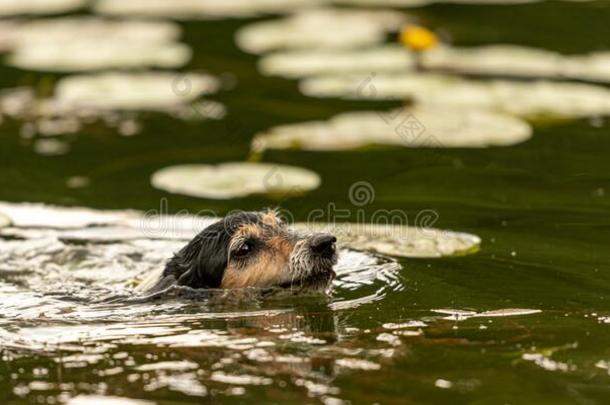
xmin=162 ymin=210 xmax=337 ymax=291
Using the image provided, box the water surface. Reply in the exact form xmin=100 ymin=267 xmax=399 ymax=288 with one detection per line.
xmin=1 ymin=2 xmax=610 ymax=404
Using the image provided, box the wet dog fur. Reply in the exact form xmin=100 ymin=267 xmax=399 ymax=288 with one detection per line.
xmin=139 ymin=210 xmax=337 ymax=294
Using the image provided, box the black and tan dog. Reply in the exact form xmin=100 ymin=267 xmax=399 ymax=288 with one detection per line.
xmin=139 ymin=210 xmax=337 ymax=294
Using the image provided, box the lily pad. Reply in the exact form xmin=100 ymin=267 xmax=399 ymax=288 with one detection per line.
xmin=423 ymin=45 xmax=610 ymax=83
xmin=0 ymin=201 xmax=140 ymax=229
xmin=53 ymin=72 xmax=219 ymax=111
xmin=0 ymin=72 xmax=222 ymax=137
xmin=236 ymin=8 xmax=408 ymax=54
xmin=95 ymin=0 xmax=331 ymax=19
xmin=0 ymin=18 xmax=181 ymax=51
xmin=294 ymin=222 xmax=481 ymax=258
xmin=301 ymin=73 xmax=610 ymax=119
xmin=0 ymin=200 xmax=217 ymax=240
xmin=335 ymin=0 xmax=429 ymax=5
xmin=0 ymin=212 xmax=10 ymax=228
xmin=260 ymin=46 xmax=412 ymax=78
xmin=151 ymin=163 xmax=321 ymax=199
xmin=336 ymin=0 xmax=593 ymax=5
xmin=253 ymin=105 xmax=532 ymax=151
xmin=8 ymin=40 xmax=191 ymax=72
xmin=68 ymin=395 xmax=155 ymax=405
xmin=0 ymin=0 xmax=86 ymax=16
xmin=260 ymin=44 xmax=610 ymax=84
xmin=0 ymin=17 xmax=189 ymax=71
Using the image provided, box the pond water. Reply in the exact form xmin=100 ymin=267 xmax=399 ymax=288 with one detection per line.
xmin=1 ymin=1 xmax=610 ymax=404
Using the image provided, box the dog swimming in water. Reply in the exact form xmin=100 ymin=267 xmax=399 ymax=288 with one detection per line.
xmin=138 ymin=210 xmax=338 ymax=294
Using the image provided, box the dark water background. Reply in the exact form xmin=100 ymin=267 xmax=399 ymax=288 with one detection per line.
xmin=1 ymin=2 xmax=610 ymax=404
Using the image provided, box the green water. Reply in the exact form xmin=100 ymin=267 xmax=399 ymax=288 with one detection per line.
xmin=2 ymin=2 xmax=610 ymax=404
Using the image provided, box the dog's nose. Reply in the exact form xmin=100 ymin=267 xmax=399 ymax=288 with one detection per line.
xmin=310 ymin=234 xmax=337 ymax=257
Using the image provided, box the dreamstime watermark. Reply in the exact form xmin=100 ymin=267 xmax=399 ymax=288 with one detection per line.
xmin=171 ymin=72 xmax=228 ymax=121
xmin=262 ymin=165 xmax=307 ymax=199
xmin=348 ymin=181 xmax=375 ymax=206
xmin=355 ymin=72 xmax=444 ymax=148
xmin=306 ymin=180 xmax=440 ymax=239
xmin=140 ymin=180 xmax=441 ymax=241
xmin=156 ymin=71 xmax=445 ymax=242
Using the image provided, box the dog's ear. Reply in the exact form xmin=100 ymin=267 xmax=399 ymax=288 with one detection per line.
xmin=164 ymin=220 xmax=231 ymax=289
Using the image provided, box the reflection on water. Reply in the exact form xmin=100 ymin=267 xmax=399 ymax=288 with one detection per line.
xmin=2 ymin=201 xmax=601 ymax=403
xmin=0 ymin=206 xmax=544 ymax=405
xmin=2 ymin=0 xmax=610 ymax=403
xmin=0 ymin=218 xmax=407 ymax=402
xmin=0 ymin=222 xmax=549 ymax=403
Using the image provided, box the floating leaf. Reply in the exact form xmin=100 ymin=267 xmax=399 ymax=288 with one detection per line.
xmin=259 ymin=45 xmax=610 ymax=82
xmin=95 ymin=0 xmax=331 ymax=19
xmin=0 ymin=201 xmax=140 ymax=229
xmin=0 ymin=212 xmax=10 ymax=228
xmin=0 ymin=72 xmax=222 ymax=137
xmin=0 ymin=0 xmax=86 ymax=16
xmin=423 ymin=45 xmax=610 ymax=84
xmin=335 ymin=0 xmax=595 ymax=5
xmin=260 ymin=46 xmax=412 ymax=78
xmin=0 ymin=206 xmax=480 ymax=259
xmin=261 ymin=44 xmax=610 ymax=84
xmin=8 ymin=41 xmax=190 ymax=72
xmin=68 ymin=395 xmax=155 ymax=405
xmin=0 ymin=17 xmax=190 ymax=71
xmin=151 ymin=162 xmax=321 ymax=199
xmin=335 ymin=0 xmax=427 ymax=5
xmin=301 ymin=72 xmax=610 ymax=119
xmin=33 ymin=139 xmax=70 ymax=156
xmin=0 ymin=202 xmax=410 ymax=317
xmin=294 ymin=222 xmax=481 ymax=257
xmin=236 ymin=8 xmax=408 ymax=54
xmin=253 ymin=105 xmax=531 ymax=151
xmin=0 ymin=17 xmax=182 ymax=51
xmin=52 ymin=72 xmax=218 ymax=111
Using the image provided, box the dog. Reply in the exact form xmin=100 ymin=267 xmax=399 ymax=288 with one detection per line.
xmin=138 ymin=209 xmax=337 ymax=294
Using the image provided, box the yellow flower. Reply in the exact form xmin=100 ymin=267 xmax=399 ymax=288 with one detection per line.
xmin=400 ymin=25 xmax=439 ymax=52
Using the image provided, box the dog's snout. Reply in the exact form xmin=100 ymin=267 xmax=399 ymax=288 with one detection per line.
xmin=310 ymin=234 xmax=337 ymax=257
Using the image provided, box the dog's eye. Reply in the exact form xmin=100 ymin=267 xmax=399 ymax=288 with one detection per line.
xmin=233 ymin=241 xmax=254 ymax=258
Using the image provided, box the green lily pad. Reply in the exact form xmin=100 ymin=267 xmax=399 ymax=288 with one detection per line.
xmin=336 ymin=0 xmax=428 ymax=5
xmin=253 ymin=105 xmax=531 ymax=152
xmin=151 ymin=162 xmax=321 ymax=199
xmin=260 ymin=44 xmax=610 ymax=84
xmin=301 ymin=72 xmax=610 ymax=119
xmin=0 ymin=72 xmax=222 ymax=137
xmin=95 ymin=0 xmax=331 ymax=20
xmin=68 ymin=395 xmax=155 ymax=405
xmin=423 ymin=45 xmax=610 ymax=83
xmin=294 ymin=222 xmax=481 ymax=258
xmin=236 ymin=8 xmax=408 ymax=54
xmin=0 ymin=18 xmax=190 ymax=72
xmin=0 ymin=17 xmax=181 ymax=50
xmin=0 ymin=0 xmax=86 ymax=16
xmin=0 ymin=201 xmax=140 ymax=229
xmin=0 ymin=212 xmax=10 ymax=228
xmin=8 ymin=41 xmax=190 ymax=72
xmin=53 ymin=72 xmax=219 ymax=111
xmin=0 ymin=203 xmax=479 ymax=259
xmin=260 ymin=45 xmax=412 ymax=78
xmin=336 ymin=0 xmax=593 ymax=5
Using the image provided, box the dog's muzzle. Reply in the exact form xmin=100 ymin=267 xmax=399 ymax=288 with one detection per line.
xmin=309 ymin=234 xmax=337 ymax=259
xmin=285 ymin=233 xmax=338 ymax=289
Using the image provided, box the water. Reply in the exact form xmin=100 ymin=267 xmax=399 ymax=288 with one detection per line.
xmin=2 ymin=1 xmax=610 ymax=404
